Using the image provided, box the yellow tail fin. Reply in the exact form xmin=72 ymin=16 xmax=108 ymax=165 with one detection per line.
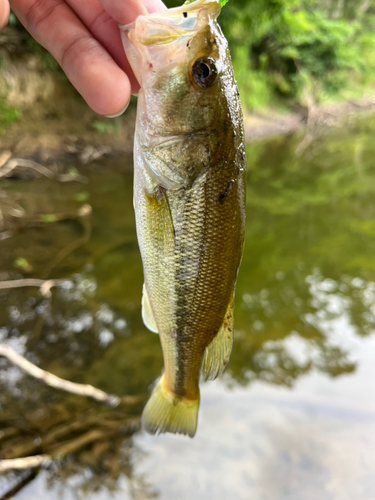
xmin=141 ymin=376 xmax=199 ymax=437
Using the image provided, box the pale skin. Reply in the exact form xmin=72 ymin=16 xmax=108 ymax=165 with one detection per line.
xmin=0 ymin=0 xmax=166 ymax=116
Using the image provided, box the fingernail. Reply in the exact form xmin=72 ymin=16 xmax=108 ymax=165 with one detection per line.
xmin=105 ymin=102 xmax=129 ymax=118
xmin=145 ymin=0 xmax=168 ymax=13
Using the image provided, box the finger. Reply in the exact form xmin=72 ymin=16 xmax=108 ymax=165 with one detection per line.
xmin=65 ymin=0 xmax=139 ymax=95
xmin=97 ymin=0 xmax=167 ymax=24
xmin=97 ymin=0 xmax=147 ymax=25
xmin=94 ymin=0 xmax=166 ymax=94
xmin=10 ymin=0 xmax=131 ymax=116
xmin=0 ymin=0 xmax=10 ymax=30
xmin=145 ymin=0 xmax=167 ymax=14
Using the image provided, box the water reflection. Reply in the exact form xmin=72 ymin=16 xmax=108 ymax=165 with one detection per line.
xmin=1 ymin=117 xmax=375 ymax=498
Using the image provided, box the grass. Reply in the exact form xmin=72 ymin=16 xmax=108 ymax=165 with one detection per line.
xmin=0 ymin=97 xmax=21 ymax=133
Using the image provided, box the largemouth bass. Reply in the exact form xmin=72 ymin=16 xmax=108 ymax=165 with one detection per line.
xmin=121 ymin=0 xmax=246 ymax=437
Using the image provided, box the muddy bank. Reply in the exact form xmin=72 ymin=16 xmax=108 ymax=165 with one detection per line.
xmin=3 ymin=94 xmax=375 ymax=167
xmin=244 ymin=97 xmax=375 ymax=142
xmin=0 ymin=43 xmax=136 ymax=162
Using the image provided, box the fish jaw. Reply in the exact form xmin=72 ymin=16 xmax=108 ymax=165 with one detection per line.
xmin=120 ymin=0 xmax=221 ymax=85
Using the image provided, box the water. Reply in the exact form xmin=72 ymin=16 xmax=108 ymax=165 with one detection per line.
xmin=1 ymin=116 xmax=375 ymax=499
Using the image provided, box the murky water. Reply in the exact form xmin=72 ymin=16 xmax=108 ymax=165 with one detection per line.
xmin=1 ymin=116 xmax=375 ymax=499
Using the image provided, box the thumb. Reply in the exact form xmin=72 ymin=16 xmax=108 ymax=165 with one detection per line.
xmin=0 ymin=0 xmax=10 ymax=30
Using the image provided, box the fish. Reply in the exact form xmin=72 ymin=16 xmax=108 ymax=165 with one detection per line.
xmin=120 ymin=0 xmax=246 ymax=437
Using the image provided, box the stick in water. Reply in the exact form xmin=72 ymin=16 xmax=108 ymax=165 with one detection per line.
xmin=0 ymin=455 xmax=52 ymax=473
xmin=0 ymin=345 xmax=120 ymax=407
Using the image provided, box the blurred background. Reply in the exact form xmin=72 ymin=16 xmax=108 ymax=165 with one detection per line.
xmin=1 ymin=1 xmax=375 ymax=499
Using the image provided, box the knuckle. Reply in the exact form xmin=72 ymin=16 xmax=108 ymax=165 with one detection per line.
xmin=88 ymin=10 xmax=113 ymax=35
xmin=60 ymin=33 xmax=104 ymax=69
xmin=24 ymin=0 xmax=62 ymax=32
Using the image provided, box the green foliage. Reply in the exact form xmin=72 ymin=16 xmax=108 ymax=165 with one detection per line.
xmin=167 ymin=0 xmax=375 ymax=109
xmin=40 ymin=214 xmax=58 ymax=223
xmin=13 ymin=257 xmax=30 ymax=271
xmin=74 ymin=191 xmax=90 ymax=202
xmin=0 ymin=98 xmax=21 ymax=133
xmin=91 ymin=118 xmax=122 ymax=136
xmin=184 ymin=0 xmax=230 ymax=5
xmin=6 ymin=1 xmax=375 ymax=111
xmin=219 ymin=0 xmax=375 ymax=108
xmin=232 ymin=47 xmax=272 ymax=110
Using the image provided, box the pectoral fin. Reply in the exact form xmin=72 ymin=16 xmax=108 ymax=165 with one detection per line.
xmin=142 ymin=284 xmax=158 ymax=333
xmin=141 ymin=186 xmax=174 ymax=334
xmin=203 ymin=296 xmax=234 ymax=381
xmin=145 ymin=185 xmax=175 ymax=252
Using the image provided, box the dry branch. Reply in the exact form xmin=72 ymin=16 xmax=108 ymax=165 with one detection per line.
xmin=0 ymin=158 xmax=55 ymax=179
xmin=0 ymin=278 xmax=62 ymax=298
xmin=51 ymin=430 xmax=106 ymax=459
xmin=0 ymin=455 xmax=51 ymax=472
xmin=0 ymin=345 xmax=120 ymax=407
xmin=0 ymin=156 xmax=87 ymax=183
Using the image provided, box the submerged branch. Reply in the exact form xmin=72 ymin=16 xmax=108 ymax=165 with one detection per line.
xmin=0 ymin=156 xmax=87 ymax=183
xmin=0 ymin=469 xmax=39 ymax=500
xmin=0 ymin=158 xmax=55 ymax=179
xmin=0 ymin=455 xmax=51 ymax=473
xmin=51 ymin=430 xmax=107 ymax=459
xmin=0 ymin=278 xmax=62 ymax=298
xmin=0 ymin=345 xmax=120 ymax=407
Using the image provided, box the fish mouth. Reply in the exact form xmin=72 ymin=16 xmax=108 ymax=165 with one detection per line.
xmin=119 ymin=0 xmax=220 ymax=46
xmin=120 ymin=0 xmax=221 ymax=85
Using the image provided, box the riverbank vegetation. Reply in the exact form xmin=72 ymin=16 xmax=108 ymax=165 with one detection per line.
xmin=1 ymin=0 xmax=375 ymax=136
xmin=173 ymin=0 xmax=375 ymax=109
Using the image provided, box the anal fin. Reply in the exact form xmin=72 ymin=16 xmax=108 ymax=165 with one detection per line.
xmin=142 ymin=284 xmax=158 ymax=333
xmin=203 ymin=296 xmax=234 ymax=381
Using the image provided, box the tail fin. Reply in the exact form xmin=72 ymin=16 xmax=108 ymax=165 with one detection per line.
xmin=141 ymin=376 xmax=199 ymax=437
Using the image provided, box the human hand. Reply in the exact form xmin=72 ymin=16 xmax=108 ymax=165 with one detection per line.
xmin=9 ymin=0 xmax=166 ymax=116
xmin=0 ymin=0 xmax=10 ymax=30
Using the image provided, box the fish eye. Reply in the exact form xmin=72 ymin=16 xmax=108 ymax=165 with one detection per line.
xmin=191 ymin=58 xmax=217 ymax=88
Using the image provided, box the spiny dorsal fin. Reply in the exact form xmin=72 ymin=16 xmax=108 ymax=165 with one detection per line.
xmin=203 ymin=296 xmax=234 ymax=381
xmin=142 ymin=284 xmax=158 ymax=333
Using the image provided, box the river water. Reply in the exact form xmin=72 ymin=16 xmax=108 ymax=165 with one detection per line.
xmin=1 ymin=116 xmax=375 ymax=499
